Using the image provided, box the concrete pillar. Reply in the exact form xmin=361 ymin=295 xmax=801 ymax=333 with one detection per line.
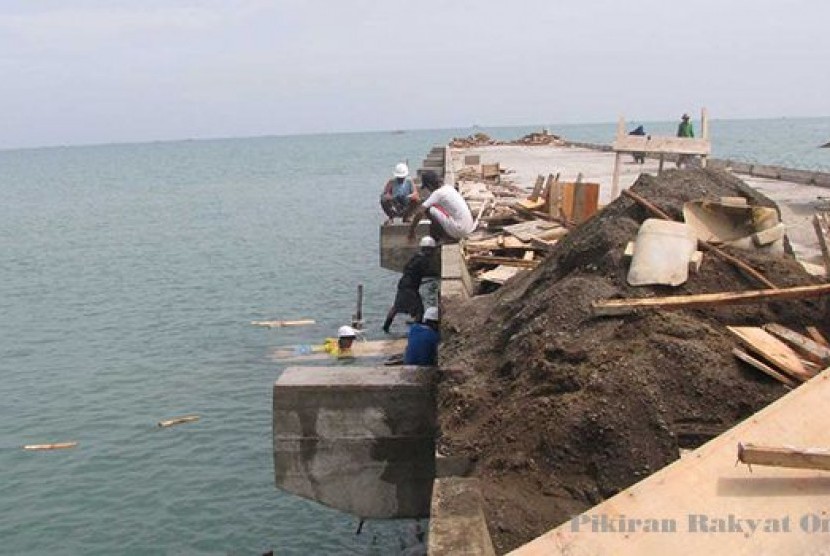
xmin=273 ymin=366 xmax=437 ymax=518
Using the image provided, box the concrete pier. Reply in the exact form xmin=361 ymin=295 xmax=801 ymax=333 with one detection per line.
xmin=273 ymin=365 xmax=436 ymax=518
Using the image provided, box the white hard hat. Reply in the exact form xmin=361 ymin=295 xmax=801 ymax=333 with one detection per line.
xmin=338 ymin=325 xmax=357 ymax=338
xmin=419 ymin=236 xmax=436 ymax=248
xmin=394 ymin=163 xmax=409 ymax=178
xmin=424 ymin=307 xmax=440 ymax=321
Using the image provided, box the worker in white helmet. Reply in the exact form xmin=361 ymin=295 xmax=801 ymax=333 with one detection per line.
xmin=380 ymin=162 xmax=419 ymax=224
xmin=322 ymin=325 xmax=358 ymax=359
xmin=383 ymin=236 xmax=437 ymax=333
xmin=404 ymin=306 xmax=441 ymax=365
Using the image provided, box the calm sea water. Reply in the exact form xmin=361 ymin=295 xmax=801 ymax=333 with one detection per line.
xmin=2 ymin=117 xmax=828 ymax=555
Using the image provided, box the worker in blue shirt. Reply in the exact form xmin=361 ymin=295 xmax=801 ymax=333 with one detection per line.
xmin=404 ymin=306 xmax=440 ymax=366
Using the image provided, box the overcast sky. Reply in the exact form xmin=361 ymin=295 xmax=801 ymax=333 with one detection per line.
xmin=0 ymin=0 xmax=827 ymax=149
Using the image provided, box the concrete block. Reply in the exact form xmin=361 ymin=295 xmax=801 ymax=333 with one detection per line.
xmin=429 ymin=478 xmax=496 ymax=556
xmin=424 ymin=158 xmax=445 ymax=168
xmin=379 ymin=222 xmax=440 ymax=274
xmin=751 ymin=164 xmax=781 ymax=179
xmin=274 ymin=366 xmax=437 ymax=518
xmin=730 ymin=161 xmax=752 ymax=174
xmin=778 ymin=168 xmax=815 ymax=185
xmin=441 ymin=244 xmax=463 ymax=280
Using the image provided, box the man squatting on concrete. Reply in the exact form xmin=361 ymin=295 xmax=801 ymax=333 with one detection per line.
xmin=407 ymin=170 xmax=475 ymax=243
xmin=380 ymin=162 xmax=418 ymax=224
xmin=383 ymin=236 xmax=436 ymax=333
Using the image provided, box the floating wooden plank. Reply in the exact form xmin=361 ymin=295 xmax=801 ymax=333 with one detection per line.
xmin=24 ymin=442 xmax=78 ymax=451
xmin=252 ymin=319 xmax=316 ymax=328
xmin=738 ymin=443 xmax=830 ymax=472
xmin=591 ymin=283 xmax=830 ymax=316
xmin=806 ymin=326 xmax=830 ymax=348
xmin=467 ymin=255 xmax=539 ymax=268
xmin=732 ymin=347 xmax=799 ymax=388
xmin=158 ymin=415 xmax=200 ymax=428
xmin=727 ymin=327 xmax=811 ymax=382
xmin=764 ymin=323 xmax=830 ymax=365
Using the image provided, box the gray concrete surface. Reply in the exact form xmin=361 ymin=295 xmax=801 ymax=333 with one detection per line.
xmin=429 ymin=478 xmax=496 ymax=556
xmin=273 ymin=365 xmax=436 ymax=518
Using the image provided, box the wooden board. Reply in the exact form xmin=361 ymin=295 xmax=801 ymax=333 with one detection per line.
xmin=502 ymin=220 xmax=558 ymax=242
xmin=561 ymin=183 xmax=574 ymax=221
xmin=591 ymin=283 xmax=830 ymax=316
xmin=812 ymin=213 xmax=830 ymax=277
xmin=727 ymin=326 xmax=812 ymax=382
xmin=738 ymin=443 xmax=830 ymax=472
xmin=529 ymin=175 xmax=545 ymax=201
xmin=572 ymin=182 xmax=599 ymax=223
xmin=467 ymin=255 xmax=539 ymax=268
xmin=806 ymin=326 xmax=830 ymax=348
xmin=510 ymin=368 xmax=830 ymax=556
xmin=612 ymin=135 xmax=712 ymax=155
xmin=764 ymin=323 xmax=830 ymax=365
xmin=732 ymin=347 xmax=798 ymax=388
xmin=478 ymin=265 xmax=522 ymax=285
xmin=464 ymin=236 xmax=530 ymax=251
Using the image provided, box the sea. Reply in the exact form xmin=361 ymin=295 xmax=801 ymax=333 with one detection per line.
xmin=2 ymin=117 xmax=828 ymax=555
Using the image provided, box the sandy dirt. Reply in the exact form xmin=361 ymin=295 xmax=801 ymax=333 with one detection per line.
xmin=436 ymin=169 xmax=829 ymax=553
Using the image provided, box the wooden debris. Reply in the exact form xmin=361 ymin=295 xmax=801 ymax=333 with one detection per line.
xmin=158 ymin=415 xmax=200 ymax=428
xmin=732 ymin=348 xmax=798 ymax=388
xmin=252 ymin=319 xmax=315 ymax=328
xmin=479 ymin=265 xmax=521 ymax=285
xmin=502 ymin=220 xmax=558 ymax=242
xmin=812 ymin=213 xmax=830 ymax=277
xmin=738 ymin=442 xmax=830 ymax=472
xmin=763 ymin=323 xmax=830 ymax=365
xmin=467 ymin=255 xmax=539 ymax=269
xmin=621 ymin=189 xmax=778 ymax=289
xmin=24 ymin=442 xmax=78 ymax=451
xmin=481 ymin=163 xmax=500 ymax=180
xmin=591 ymin=283 xmax=830 ymax=316
xmin=464 ymin=236 xmax=529 ymax=251
xmin=727 ymin=327 xmax=812 ymax=382
xmin=806 ymin=326 xmax=830 ymax=348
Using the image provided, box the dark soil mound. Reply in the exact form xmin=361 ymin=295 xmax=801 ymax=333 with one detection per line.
xmin=437 ymin=169 xmax=828 ymax=553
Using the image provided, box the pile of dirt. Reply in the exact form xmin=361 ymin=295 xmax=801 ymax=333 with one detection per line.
xmin=509 ymin=130 xmax=563 ymax=146
xmin=450 ymin=130 xmax=563 ymax=149
xmin=437 ymin=169 xmax=828 ymax=553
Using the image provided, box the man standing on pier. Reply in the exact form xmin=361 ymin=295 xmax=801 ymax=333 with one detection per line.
xmin=407 ymin=170 xmax=475 ymax=242
xmin=382 ymin=236 xmax=436 ymax=333
xmin=676 ymin=114 xmax=695 ymax=168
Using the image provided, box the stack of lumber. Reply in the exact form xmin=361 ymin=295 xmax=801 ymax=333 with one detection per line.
xmin=730 ymin=323 xmax=830 ymax=387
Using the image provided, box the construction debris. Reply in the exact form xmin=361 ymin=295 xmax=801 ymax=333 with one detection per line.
xmin=437 ymin=168 xmax=828 ymax=552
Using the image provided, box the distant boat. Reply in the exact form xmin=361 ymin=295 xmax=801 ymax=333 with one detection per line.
xmin=391 ymin=130 xmax=406 ymax=135
xmin=821 ymin=141 xmax=830 ymax=149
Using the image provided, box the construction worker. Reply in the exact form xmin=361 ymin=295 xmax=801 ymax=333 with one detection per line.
xmin=404 ymin=306 xmax=440 ymax=365
xmin=407 ymin=170 xmax=474 ymax=242
xmin=383 ymin=236 xmax=437 ymax=333
xmin=676 ymin=114 xmax=695 ymax=168
xmin=380 ymin=162 xmax=419 ymax=224
xmin=322 ymin=325 xmax=358 ymax=358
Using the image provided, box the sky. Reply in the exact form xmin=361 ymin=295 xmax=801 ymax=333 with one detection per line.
xmin=0 ymin=0 xmax=827 ymax=149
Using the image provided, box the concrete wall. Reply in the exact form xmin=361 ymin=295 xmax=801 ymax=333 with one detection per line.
xmin=379 ymin=221 xmax=439 ymax=274
xmin=273 ymin=366 xmax=437 ymax=518
xmin=429 ymin=478 xmax=496 ymax=556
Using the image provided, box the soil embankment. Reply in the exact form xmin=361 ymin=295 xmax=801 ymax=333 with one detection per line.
xmin=437 ymin=169 xmax=828 ymax=553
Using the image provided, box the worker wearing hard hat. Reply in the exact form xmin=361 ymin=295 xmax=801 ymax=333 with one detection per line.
xmin=404 ymin=306 xmax=440 ymax=366
xmin=383 ymin=235 xmax=437 ymax=333
xmin=322 ymin=325 xmax=358 ymax=359
xmin=380 ymin=162 xmax=419 ymax=224
xmin=676 ymin=114 xmax=695 ymax=168
xmin=407 ymin=170 xmax=474 ymax=242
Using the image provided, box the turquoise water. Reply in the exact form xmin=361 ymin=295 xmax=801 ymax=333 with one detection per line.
xmin=2 ymin=118 xmax=829 ymax=555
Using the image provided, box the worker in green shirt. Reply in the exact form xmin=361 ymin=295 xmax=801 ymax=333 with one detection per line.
xmin=676 ymin=113 xmax=695 ymax=167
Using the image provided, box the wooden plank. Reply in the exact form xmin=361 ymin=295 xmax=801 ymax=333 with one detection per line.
xmin=529 ymin=175 xmax=545 ymax=201
xmin=158 ymin=415 xmax=200 ymax=428
xmin=467 ymin=255 xmax=539 ymax=268
xmin=612 ymin=135 xmax=712 ymax=155
xmin=465 ymin=236 xmax=530 ymax=251
xmin=732 ymin=347 xmax=799 ymax=388
xmin=764 ymin=323 xmax=830 ymax=365
xmin=727 ymin=327 xmax=811 ymax=382
xmin=591 ymin=283 xmax=830 ymax=316
xmin=572 ymin=182 xmax=599 ymax=223
xmin=252 ymin=319 xmax=315 ymax=328
xmin=478 ymin=265 xmax=521 ymax=284
xmin=502 ymin=220 xmax=557 ymax=242
xmin=738 ymin=443 xmax=830 ymax=471
xmin=812 ymin=213 xmax=830 ymax=278
xmin=548 ymin=174 xmax=561 ymax=219
xmin=463 ymin=154 xmax=480 ymax=166
xmin=23 ymin=442 xmax=78 ymax=451
xmin=806 ymin=326 xmax=830 ymax=348
xmin=561 ymin=183 xmax=575 ymax=221
xmin=510 ymin=367 xmax=830 ymax=556
xmin=481 ymin=163 xmax=500 ymax=179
